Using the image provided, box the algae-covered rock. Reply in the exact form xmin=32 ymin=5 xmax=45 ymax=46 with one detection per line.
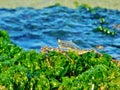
xmin=0 ymin=30 xmax=120 ymax=90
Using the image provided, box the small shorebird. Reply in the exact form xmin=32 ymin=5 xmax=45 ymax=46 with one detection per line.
xmin=58 ymin=39 xmax=80 ymax=50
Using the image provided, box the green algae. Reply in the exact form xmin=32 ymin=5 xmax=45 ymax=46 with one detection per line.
xmin=0 ymin=30 xmax=120 ymax=90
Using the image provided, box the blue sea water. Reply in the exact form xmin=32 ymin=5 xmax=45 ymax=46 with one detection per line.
xmin=0 ymin=5 xmax=120 ymax=59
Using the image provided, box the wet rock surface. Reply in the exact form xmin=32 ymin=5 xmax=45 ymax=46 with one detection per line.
xmin=0 ymin=6 xmax=120 ymax=59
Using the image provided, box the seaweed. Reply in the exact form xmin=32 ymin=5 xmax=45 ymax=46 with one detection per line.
xmin=0 ymin=30 xmax=120 ymax=90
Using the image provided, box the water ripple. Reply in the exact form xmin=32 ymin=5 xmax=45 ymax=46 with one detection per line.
xmin=0 ymin=6 xmax=120 ymax=59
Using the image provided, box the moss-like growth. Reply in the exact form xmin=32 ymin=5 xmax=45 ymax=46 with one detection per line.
xmin=0 ymin=30 xmax=120 ymax=90
xmin=94 ymin=26 xmax=116 ymax=35
xmin=93 ymin=17 xmax=117 ymax=36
